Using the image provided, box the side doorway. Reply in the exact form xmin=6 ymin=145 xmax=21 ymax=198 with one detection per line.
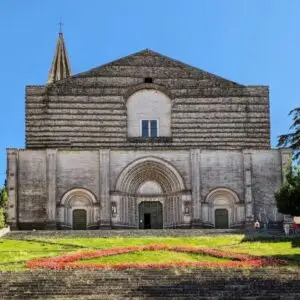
xmin=73 ymin=209 xmax=87 ymax=230
xmin=214 ymin=209 xmax=229 ymax=229
xmin=139 ymin=201 xmax=163 ymax=229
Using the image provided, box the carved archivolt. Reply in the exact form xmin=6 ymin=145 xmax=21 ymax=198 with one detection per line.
xmin=202 ymin=188 xmax=244 ymax=228
xmin=115 ymin=156 xmax=185 ymax=195
xmin=58 ymin=188 xmax=98 ymax=228
xmin=60 ymin=188 xmax=97 ymax=207
xmin=205 ymin=188 xmax=240 ymax=205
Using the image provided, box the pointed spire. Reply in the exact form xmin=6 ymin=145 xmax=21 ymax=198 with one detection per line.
xmin=47 ymin=30 xmax=72 ymax=84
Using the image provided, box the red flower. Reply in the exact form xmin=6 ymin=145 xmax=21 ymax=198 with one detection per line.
xmin=25 ymin=244 xmax=286 ymax=270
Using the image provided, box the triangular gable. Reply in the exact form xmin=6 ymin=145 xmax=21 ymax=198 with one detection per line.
xmin=66 ymin=49 xmax=242 ymax=86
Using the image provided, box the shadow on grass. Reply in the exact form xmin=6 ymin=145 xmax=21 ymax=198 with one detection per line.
xmin=3 ymin=237 xmax=87 ymax=249
xmin=272 ymin=254 xmax=300 ymax=267
xmin=241 ymin=234 xmax=300 ymax=248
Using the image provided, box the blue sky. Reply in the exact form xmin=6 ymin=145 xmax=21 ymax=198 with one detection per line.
xmin=0 ymin=0 xmax=299 ymax=184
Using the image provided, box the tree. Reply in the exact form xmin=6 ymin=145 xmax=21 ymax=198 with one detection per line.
xmin=0 ymin=181 xmax=8 ymax=207
xmin=277 ymin=107 xmax=300 ymax=162
xmin=0 ymin=182 xmax=8 ymax=228
xmin=275 ymin=166 xmax=300 ymax=216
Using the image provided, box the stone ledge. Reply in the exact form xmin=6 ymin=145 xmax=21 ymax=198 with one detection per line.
xmin=0 ymin=226 xmax=10 ymax=237
xmin=127 ymin=137 xmax=173 ymax=143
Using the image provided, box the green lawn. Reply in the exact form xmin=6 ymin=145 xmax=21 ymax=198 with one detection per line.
xmin=77 ymin=250 xmax=230 ymax=265
xmin=0 ymin=235 xmax=300 ymax=271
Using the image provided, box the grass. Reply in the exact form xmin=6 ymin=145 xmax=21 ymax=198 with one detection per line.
xmin=0 ymin=235 xmax=300 ymax=271
xmin=77 ymin=250 xmax=230 ymax=265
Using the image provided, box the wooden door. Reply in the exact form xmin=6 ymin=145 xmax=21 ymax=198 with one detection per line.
xmin=215 ymin=209 xmax=229 ymax=229
xmin=73 ymin=209 xmax=87 ymax=230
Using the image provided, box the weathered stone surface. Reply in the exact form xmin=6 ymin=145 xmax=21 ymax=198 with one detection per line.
xmin=6 ymin=148 xmax=291 ymax=229
xmin=7 ymin=49 xmax=290 ymax=230
xmin=25 ymin=50 xmax=269 ymax=150
xmin=1 ymin=268 xmax=300 ymax=299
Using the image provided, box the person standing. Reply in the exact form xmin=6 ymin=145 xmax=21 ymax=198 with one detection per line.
xmin=284 ymin=223 xmax=290 ymax=236
xmin=254 ymin=220 xmax=260 ymax=232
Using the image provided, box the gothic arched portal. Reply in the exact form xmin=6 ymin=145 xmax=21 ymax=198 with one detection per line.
xmin=113 ymin=157 xmax=187 ymax=228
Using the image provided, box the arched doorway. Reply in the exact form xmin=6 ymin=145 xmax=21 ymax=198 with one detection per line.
xmin=139 ymin=201 xmax=163 ymax=229
xmin=58 ymin=188 xmax=99 ymax=230
xmin=114 ymin=157 xmax=187 ymax=229
xmin=215 ymin=209 xmax=229 ymax=229
xmin=203 ymin=188 xmax=245 ymax=228
xmin=73 ymin=209 xmax=87 ymax=230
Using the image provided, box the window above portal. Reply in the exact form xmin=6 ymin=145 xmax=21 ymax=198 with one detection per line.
xmin=141 ymin=120 xmax=158 ymax=137
xmin=126 ymin=89 xmax=171 ymax=138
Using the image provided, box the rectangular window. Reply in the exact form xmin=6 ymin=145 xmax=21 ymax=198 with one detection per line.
xmin=142 ymin=120 xmax=149 ymax=137
xmin=150 ymin=120 xmax=157 ymax=137
xmin=141 ymin=120 xmax=158 ymax=137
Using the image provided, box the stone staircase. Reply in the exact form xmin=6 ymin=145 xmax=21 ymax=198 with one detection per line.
xmin=1 ymin=269 xmax=300 ymax=299
xmin=3 ymin=228 xmax=284 ymax=239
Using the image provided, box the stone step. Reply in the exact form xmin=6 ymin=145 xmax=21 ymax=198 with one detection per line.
xmin=4 ymin=228 xmax=246 ymax=239
xmin=1 ymin=269 xmax=300 ymax=299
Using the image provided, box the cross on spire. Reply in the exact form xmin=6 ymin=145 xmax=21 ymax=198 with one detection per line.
xmin=58 ymin=19 xmax=63 ymax=34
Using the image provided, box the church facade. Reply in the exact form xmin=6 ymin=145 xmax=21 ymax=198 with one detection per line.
xmin=6 ymin=33 xmax=291 ymax=230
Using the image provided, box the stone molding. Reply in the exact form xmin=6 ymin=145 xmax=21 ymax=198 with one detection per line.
xmin=123 ymin=83 xmax=173 ymax=100
xmin=115 ymin=156 xmax=186 ymax=195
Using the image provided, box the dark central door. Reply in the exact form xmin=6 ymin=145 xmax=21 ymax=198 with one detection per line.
xmin=215 ymin=209 xmax=229 ymax=229
xmin=73 ymin=209 xmax=87 ymax=230
xmin=144 ymin=213 xmax=151 ymax=229
xmin=139 ymin=201 xmax=163 ymax=229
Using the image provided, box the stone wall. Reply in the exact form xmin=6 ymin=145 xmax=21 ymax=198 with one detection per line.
xmin=56 ymin=151 xmax=100 ymax=201
xmin=25 ymin=50 xmax=270 ymax=150
xmin=251 ymin=150 xmax=284 ymax=222
xmin=6 ymin=147 xmax=290 ymax=229
xmin=18 ymin=150 xmax=47 ymax=229
xmin=200 ymin=151 xmax=244 ymax=200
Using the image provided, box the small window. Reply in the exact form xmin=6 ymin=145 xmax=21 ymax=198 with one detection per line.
xmin=141 ymin=120 xmax=158 ymax=137
xmin=144 ymin=77 xmax=153 ymax=83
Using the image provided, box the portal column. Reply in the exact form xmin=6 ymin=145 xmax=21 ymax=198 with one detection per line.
xmin=6 ymin=149 xmax=18 ymax=230
xmin=190 ymin=149 xmax=201 ymax=227
xmin=46 ymin=149 xmax=57 ymax=229
xmin=99 ymin=149 xmax=111 ymax=228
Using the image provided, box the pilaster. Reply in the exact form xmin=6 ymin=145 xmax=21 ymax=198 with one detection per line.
xmin=243 ymin=151 xmax=254 ymax=226
xmin=6 ymin=149 xmax=18 ymax=230
xmin=280 ymin=148 xmax=293 ymax=183
xmin=190 ymin=149 xmax=201 ymax=227
xmin=280 ymin=148 xmax=293 ymax=223
xmin=99 ymin=149 xmax=111 ymax=228
xmin=46 ymin=149 xmax=57 ymax=229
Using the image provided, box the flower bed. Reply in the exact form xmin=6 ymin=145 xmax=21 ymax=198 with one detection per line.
xmin=25 ymin=244 xmax=286 ymax=270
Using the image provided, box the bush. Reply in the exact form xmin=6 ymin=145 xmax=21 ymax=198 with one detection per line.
xmin=0 ymin=184 xmax=8 ymax=228
xmin=0 ymin=208 xmax=5 ymax=229
xmin=275 ymin=166 xmax=300 ymax=216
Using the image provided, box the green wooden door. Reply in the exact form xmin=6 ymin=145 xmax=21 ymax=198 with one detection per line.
xmin=215 ymin=209 xmax=229 ymax=229
xmin=73 ymin=209 xmax=87 ymax=230
xmin=139 ymin=202 xmax=163 ymax=229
